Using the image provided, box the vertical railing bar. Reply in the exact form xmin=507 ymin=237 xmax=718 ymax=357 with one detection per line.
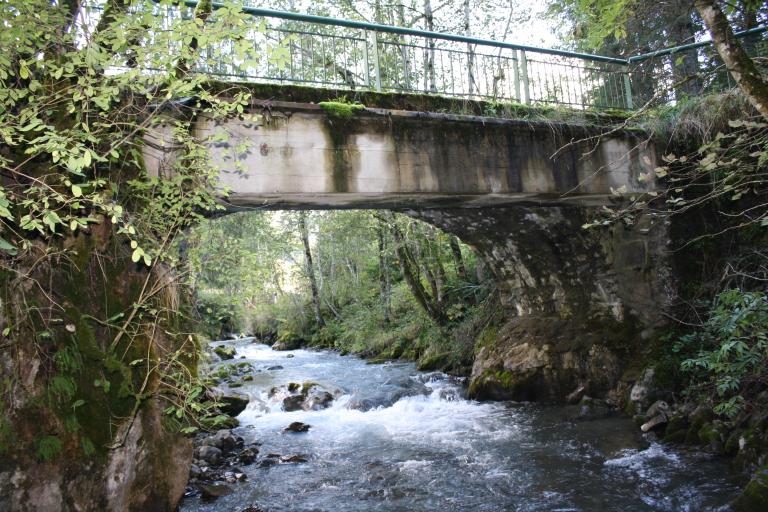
xmin=622 ymin=64 xmax=633 ymax=110
xmin=363 ymin=31 xmax=371 ymax=88
xmin=520 ymin=50 xmax=530 ymax=104
xmin=371 ymin=31 xmax=382 ymax=91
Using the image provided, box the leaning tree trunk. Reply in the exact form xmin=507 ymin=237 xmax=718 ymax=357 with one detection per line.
xmin=695 ymin=0 xmax=768 ymax=118
xmin=298 ymin=211 xmax=324 ymax=328
xmin=390 ymin=220 xmax=446 ymax=325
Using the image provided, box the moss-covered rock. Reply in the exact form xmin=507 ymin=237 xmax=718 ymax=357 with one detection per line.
xmin=733 ymin=465 xmax=768 ymax=512
xmin=213 ymin=345 xmax=236 ymax=360
xmin=417 ymin=352 xmax=450 ymax=372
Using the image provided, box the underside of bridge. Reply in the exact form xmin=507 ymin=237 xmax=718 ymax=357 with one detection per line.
xmin=145 ymin=88 xmax=671 ymax=402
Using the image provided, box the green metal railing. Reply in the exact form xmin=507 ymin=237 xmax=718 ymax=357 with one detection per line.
xmin=82 ymin=1 xmax=767 ymax=111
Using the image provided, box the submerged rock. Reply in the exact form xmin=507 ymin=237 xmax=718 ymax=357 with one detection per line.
xmin=285 ymin=422 xmax=311 ymax=433
xmin=281 ymin=455 xmax=308 ymax=463
xmin=199 ymin=483 xmax=233 ymax=500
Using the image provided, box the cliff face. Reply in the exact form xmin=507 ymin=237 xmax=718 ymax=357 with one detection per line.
xmin=413 ymin=206 xmax=673 ymax=403
xmin=0 ymin=222 xmax=192 ymax=511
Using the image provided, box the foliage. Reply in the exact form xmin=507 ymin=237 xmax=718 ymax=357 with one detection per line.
xmin=0 ymin=0 xmax=290 ymax=460
xmin=674 ymin=289 xmax=768 ymax=418
xmin=187 ymin=209 xmax=494 ymax=371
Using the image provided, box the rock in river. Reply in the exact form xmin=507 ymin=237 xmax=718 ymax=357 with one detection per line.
xmin=285 ymin=422 xmax=311 ymax=433
xmin=213 ymin=345 xmax=236 ymax=360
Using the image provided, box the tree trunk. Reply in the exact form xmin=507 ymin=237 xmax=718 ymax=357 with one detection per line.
xmin=449 ymin=236 xmax=467 ymax=281
xmin=695 ymin=0 xmax=768 ymax=118
xmin=376 ymin=219 xmax=392 ymax=323
xmin=464 ymin=0 xmax=476 ymax=95
xmin=298 ymin=211 xmax=324 ymax=328
xmin=390 ymin=219 xmax=445 ymax=324
xmin=424 ymin=0 xmax=437 ymax=92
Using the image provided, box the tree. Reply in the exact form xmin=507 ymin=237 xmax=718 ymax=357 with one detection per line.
xmin=695 ymin=0 xmax=768 ymax=118
xmin=298 ymin=211 xmax=325 ymax=328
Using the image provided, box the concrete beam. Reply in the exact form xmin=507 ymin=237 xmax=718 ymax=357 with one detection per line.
xmin=144 ymin=102 xmax=657 ymax=210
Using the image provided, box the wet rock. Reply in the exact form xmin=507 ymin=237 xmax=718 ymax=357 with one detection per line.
xmin=214 ymin=345 xmax=236 ymax=360
xmin=259 ymin=458 xmax=279 ymax=468
xmin=199 ymin=483 xmax=233 ymax=500
xmin=189 ymin=464 xmax=202 ymax=480
xmin=285 ymin=421 xmax=311 ymax=433
xmin=282 ymin=395 xmax=305 ymax=412
xmin=570 ymin=396 xmax=611 ymax=421
xmin=242 ymin=506 xmax=265 ymax=512
xmin=196 ymin=446 xmax=223 ymax=466
xmin=273 ymin=338 xmax=303 ymax=351
xmin=303 ymin=385 xmax=334 ymax=411
xmin=214 ymin=390 xmax=249 ymax=417
xmin=266 ymin=365 xmax=283 ymax=370
xmin=201 ymin=429 xmax=241 ymax=454
xmin=733 ymin=464 xmax=768 ymax=511
xmin=286 ymin=354 xmax=295 ymax=358
xmin=238 ymin=447 xmax=258 ymax=465
xmin=280 ymin=455 xmax=308 ymax=463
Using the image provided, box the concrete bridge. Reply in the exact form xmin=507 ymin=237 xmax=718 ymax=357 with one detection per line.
xmin=145 ymin=85 xmax=670 ymax=402
xmin=147 ymin=95 xmax=656 ymax=210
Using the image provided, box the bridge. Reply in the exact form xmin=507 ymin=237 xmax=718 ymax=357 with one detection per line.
xmin=136 ymin=2 xmax=764 ymax=400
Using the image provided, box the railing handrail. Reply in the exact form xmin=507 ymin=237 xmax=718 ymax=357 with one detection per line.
xmin=179 ymin=1 xmax=767 ymax=66
xmin=179 ymin=0 xmax=628 ymax=65
xmin=628 ymin=25 xmax=768 ymax=63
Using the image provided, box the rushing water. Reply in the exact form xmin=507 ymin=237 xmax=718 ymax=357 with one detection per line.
xmin=180 ymin=339 xmax=745 ymax=512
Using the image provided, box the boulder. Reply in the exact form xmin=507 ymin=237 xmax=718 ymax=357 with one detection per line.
xmin=214 ymin=390 xmax=249 ymax=417
xmin=195 ymin=446 xmax=223 ymax=466
xmin=214 ymin=345 xmax=236 ymax=360
xmin=282 ymin=395 xmax=305 ymax=412
xmin=201 ymin=429 xmax=241 ymax=454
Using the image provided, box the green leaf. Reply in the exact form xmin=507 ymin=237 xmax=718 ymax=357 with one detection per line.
xmin=0 ymin=237 xmax=17 ymax=255
xmin=71 ymin=184 xmax=83 ymax=197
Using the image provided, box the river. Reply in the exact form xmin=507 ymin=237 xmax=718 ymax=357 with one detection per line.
xmin=180 ymin=339 xmax=745 ymax=511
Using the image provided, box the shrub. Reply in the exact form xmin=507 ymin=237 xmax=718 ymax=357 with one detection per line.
xmin=675 ymin=289 xmax=768 ymax=418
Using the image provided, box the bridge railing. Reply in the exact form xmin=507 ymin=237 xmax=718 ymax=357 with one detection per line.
xmin=626 ymin=27 xmax=768 ymax=109
xmin=197 ymin=1 xmax=634 ymax=109
xmin=80 ymin=1 xmax=767 ymax=112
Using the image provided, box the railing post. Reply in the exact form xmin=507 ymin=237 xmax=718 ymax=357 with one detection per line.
xmin=370 ymin=31 xmax=382 ymax=92
xmin=520 ymin=50 xmax=531 ymax=104
xmin=622 ymin=64 xmax=633 ymax=109
xmin=512 ymin=49 xmax=521 ymax=102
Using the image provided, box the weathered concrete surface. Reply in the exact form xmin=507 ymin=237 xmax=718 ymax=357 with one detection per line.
xmin=413 ymin=207 xmax=673 ymax=402
xmin=144 ymin=102 xmax=658 ymax=209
